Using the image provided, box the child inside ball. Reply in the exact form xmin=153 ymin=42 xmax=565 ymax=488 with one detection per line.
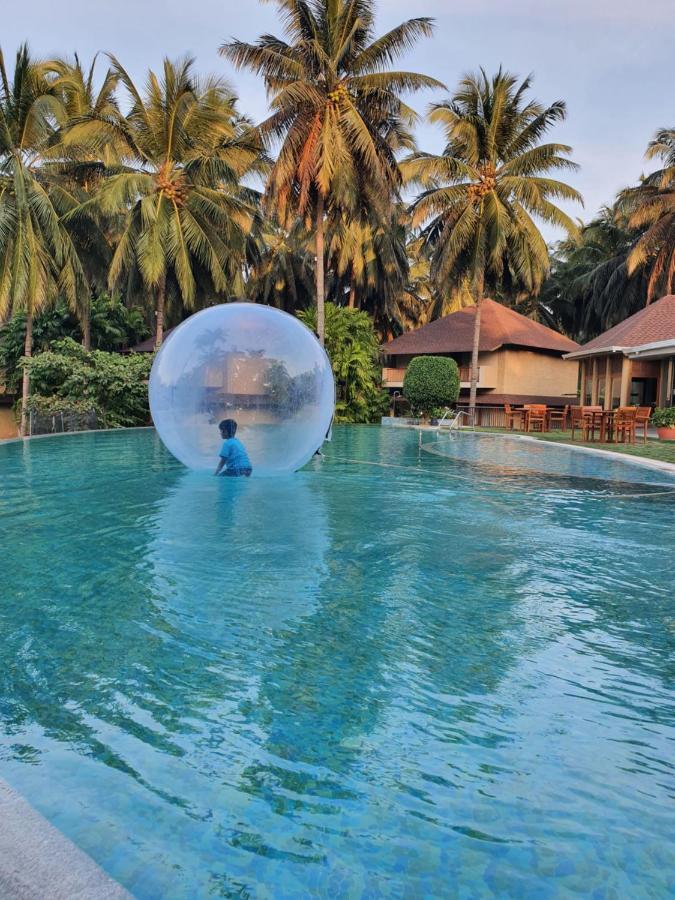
xmin=214 ymin=419 xmax=252 ymax=477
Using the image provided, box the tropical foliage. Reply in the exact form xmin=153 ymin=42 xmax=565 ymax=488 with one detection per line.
xmin=406 ymin=68 xmax=581 ymax=410
xmin=0 ymin=293 xmax=147 ymax=389
xmin=221 ymin=0 xmax=441 ymax=344
xmin=403 ymin=356 xmax=460 ymax=417
xmin=0 ymin=46 xmax=88 ymax=433
xmin=619 ymin=128 xmax=675 ymax=301
xmin=299 ymin=303 xmax=388 ymax=422
xmin=63 ymin=56 xmax=262 ymax=348
xmin=23 ymin=337 xmax=151 ymax=428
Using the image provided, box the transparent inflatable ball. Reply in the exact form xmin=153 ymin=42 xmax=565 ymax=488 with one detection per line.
xmin=149 ymin=303 xmax=335 ymax=475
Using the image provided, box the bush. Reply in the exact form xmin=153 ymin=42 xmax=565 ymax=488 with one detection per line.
xmin=652 ymin=407 xmax=675 ymax=428
xmin=403 ymin=356 xmax=460 ymax=416
xmin=298 ymin=303 xmax=389 ymax=423
xmin=22 ymin=338 xmax=152 ymax=428
xmin=0 ymin=294 xmax=149 ymax=392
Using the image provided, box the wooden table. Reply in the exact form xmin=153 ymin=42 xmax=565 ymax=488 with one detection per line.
xmin=579 ymin=409 xmax=615 ymax=442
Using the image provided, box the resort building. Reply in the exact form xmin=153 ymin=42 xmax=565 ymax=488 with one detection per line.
xmin=564 ymin=294 xmax=675 ymax=409
xmin=381 ymin=298 xmax=580 ymax=408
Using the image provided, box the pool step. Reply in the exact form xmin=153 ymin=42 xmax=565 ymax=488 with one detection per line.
xmin=0 ymin=777 xmax=131 ymax=899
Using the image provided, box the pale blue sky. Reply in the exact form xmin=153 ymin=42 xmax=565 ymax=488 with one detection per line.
xmin=5 ymin=0 xmax=673 ymax=240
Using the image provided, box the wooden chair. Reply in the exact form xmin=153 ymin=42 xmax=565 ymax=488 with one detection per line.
xmin=526 ymin=404 xmax=548 ymax=433
xmin=504 ymin=403 xmax=523 ymax=430
xmin=572 ymin=406 xmax=602 ymax=441
xmin=547 ymin=404 xmax=569 ymax=431
xmin=635 ymin=406 xmax=651 ymax=444
xmin=613 ymin=407 xmax=637 ymax=444
xmin=570 ymin=406 xmax=583 ymax=439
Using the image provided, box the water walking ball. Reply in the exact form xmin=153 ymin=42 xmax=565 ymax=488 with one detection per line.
xmin=149 ymin=303 xmax=335 ymax=475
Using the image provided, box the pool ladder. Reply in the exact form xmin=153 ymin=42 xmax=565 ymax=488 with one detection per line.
xmin=438 ymin=409 xmax=475 ymax=432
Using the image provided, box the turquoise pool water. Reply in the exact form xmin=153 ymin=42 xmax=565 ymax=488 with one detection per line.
xmin=0 ymin=426 xmax=674 ymax=897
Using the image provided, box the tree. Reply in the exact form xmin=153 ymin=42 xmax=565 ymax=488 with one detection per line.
xmin=221 ymin=0 xmax=442 ymax=345
xmin=0 ymin=45 xmax=88 ymax=435
xmin=299 ymin=302 xmax=388 ymax=422
xmin=619 ymin=127 xmax=675 ymax=301
xmin=536 ymin=207 xmax=647 ymax=341
xmin=407 ymin=69 xmax=581 ymax=415
xmin=42 ymin=54 xmax=123 ymax=348
xmin=67 ymin=56 xmax=262 ymax=347
xmin=0 ymin=293 xmax=147 ymax=391
xmin=247 ymin=217 xmax=315 ymax=311
xmin=403 ymin=356 xmax=459 ymax=417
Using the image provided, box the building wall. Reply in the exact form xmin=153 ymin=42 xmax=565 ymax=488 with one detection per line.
xmin=492 ymin=349 xmax=579 ymax=397
xmin=384 ymin=348 xmax=579 ymax=400
xmin=0 ymin=407 xmax=17 ymax=439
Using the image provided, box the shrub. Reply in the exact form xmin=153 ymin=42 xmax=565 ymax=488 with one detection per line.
xmin=22 ymin=338 xmax=152 ymax=428
xmin=0 ymin=294 xmax=149 ymax=391
xmin=298 ymin=303 xmax=389 ymax=423
xmin=403 ymin=356 xmax=460 ymax=416
xmin=652 ymin=407 xmax=675 ymax=428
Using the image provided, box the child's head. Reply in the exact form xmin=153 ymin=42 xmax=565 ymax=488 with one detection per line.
xmin=219 ymin=419 xmax=237 ymax=439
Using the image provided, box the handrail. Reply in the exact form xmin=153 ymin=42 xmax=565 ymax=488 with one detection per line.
xmin=440 ymin=409 xmax=475 ymax=432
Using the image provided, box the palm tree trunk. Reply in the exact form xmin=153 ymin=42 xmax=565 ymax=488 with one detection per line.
xmin=19 ymin=311 xmax=34 ymax=438
xmin=348 ymin=277 xmax=356 ymax=309
xmin=468 ymin=272 xmax=484 ymax=421
xmin=154 ymin=275 xmax=166 ymax=349
xmin=315 ymin=195 xmax=325 ymax=346
xmin=81 ymin=311 xmax=91 ymax=351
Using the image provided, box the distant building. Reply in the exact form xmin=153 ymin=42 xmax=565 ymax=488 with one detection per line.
xmin=381 ymin=299 xmax=580 ymax=408
xmin=564 ymin=294 xmax=675 ymax=408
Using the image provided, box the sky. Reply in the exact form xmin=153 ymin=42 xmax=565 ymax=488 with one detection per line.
xmin=5 ymin=0 xmax=673 ymax=242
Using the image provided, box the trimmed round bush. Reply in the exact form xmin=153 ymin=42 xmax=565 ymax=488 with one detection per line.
xmin=402 ymin=356 xmax=460 ymax=416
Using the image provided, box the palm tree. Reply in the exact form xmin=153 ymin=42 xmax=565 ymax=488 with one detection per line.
xmin=0 ymin=45 xmax=87 ymax=435
xmin=536 ymin=207 xmax=647 ymax=341
xmin=247 ymin=217 xmax=315 ymax=311
xmin=44 ymin=54 xmax=122 ymax=347
xmin=221 ymin=0 xmax=442 ymax=345
xmin=407 ymin=69 xmax=582 ymax=414
xmin=67 ymin=57 xmax=262 ymax=347
xmin=619 ymin=127 xmax=675 ymax=301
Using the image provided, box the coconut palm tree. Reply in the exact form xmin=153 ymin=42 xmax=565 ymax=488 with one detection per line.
xmin=0 ymin=45 xmax=87 ymax=435
xmin=407 ymin=69 xmax=582 ymax=414
xmin=43 ymin=54 xmax=123 ymax=347
xmin=619 ymin=127 xmax=675 ymax=301
xmin=247 ymin=217 xmax=315 ymax=311
xmin=220 ymin=0 xmax=442 ymax=345
xmin=536 ymin=207 xmax=647 ymax=341
xmin=66 ymin=57 xmax=262 ymax=347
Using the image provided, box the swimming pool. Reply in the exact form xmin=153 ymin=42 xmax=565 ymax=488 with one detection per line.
xmin=1 ymin=426 xmax=673 ymax=897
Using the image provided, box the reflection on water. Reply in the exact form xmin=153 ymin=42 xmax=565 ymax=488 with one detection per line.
xmin=0 ymin=427 xmax=673 ymax=898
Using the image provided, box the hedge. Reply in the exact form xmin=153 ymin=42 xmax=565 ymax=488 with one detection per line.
xmin=402 ymin=356 xmax=460 ymax=416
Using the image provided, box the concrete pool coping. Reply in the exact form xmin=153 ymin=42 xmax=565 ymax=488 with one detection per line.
xmin=0 ymin=777 xmax=131 ymax=899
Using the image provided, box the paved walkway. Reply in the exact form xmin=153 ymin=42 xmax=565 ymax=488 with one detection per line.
xmin=0 ymin=778 xmax=130 ymax=899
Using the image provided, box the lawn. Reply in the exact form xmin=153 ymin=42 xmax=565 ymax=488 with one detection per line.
xmin=474 ymin=427 xmax=675 ymax=466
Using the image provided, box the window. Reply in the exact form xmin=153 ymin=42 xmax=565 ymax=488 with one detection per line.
xmin=629 ymin=378 xmax=657 ymax=407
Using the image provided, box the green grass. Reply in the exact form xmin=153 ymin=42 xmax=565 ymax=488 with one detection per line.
xmin=474 ymin=427 xmax=675 ymax=466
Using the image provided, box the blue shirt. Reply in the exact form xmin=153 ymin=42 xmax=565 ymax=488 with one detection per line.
xmin=219 ymin=437 xmax=251 ymax=470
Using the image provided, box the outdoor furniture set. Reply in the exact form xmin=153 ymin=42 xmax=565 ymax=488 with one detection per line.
xmin=503 ymin=404 xmax=651 ymax=444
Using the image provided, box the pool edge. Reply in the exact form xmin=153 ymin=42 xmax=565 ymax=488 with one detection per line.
xmin=460 ymin=429 xmax=675 ymax=475
xmin=0 ymin=777 xmax=131 ymax=899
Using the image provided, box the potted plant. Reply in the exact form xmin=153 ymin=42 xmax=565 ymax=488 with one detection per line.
xmin=652 ymin=407 xmax=675 ymax=441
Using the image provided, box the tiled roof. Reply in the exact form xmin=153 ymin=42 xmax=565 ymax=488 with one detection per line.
xmin=131 ymin=329 xmax=175 ymax=352
xmin=382 ymin=299 xmax=578 ymax=356
xmin=566 ymin=295 xmax=675 ymax=357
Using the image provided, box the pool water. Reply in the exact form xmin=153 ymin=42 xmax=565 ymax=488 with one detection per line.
xmin=0 ymin=426 xmax=674 ymax=898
